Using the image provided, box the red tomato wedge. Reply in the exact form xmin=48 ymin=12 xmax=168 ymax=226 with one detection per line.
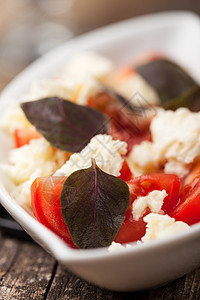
xmin=31 ymin=176 xmax=77 ymax=248
xmin=114 ymin=206 xmax=146 ymax=244
xmin=127 ymin=173 xmax=181 ymax=214
xmin=119 ymin=161 xmax=133 ymax=181
xmin=172 ymin=176 xmax=200 ymax=225
xmin=114 ymin=173 xmax=180 ymax=244
xmin=127 ymin=173 xmax=180 ymax=214
xmin=14 ymin=127 xmax=42 ymax=147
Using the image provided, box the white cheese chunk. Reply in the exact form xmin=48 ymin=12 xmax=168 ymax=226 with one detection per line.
xmin=55 ymin=134 xmax=127 ymax=177
xmin=142 ymin=213 xmax=190 ymax=242
xmin=108 ymin=242 xmax=126 ymax=252
xmin=128 ymin=108 xmax=200 ymax=178
xmin=29 ymin=76 xmax=102 ymax=106
xmin=0 ymin=105 xmax=31 ymax=134
xmin=151 ymin=108 xmax=200 ymax=164
xmin=164 ymin=159 xmax=189 ymax=178
xmin=11 ymin=179 xmax=34 ymax=208
xmin=63 ymin=52 xmax=114 ymax=83
xmin=108 ymin=242 xmax=133 ymax=252
xmin=2 ymin=137 xmax=67 ymax=185
xmin=127 ymin=141 xmax=158 ymax=177
xmin=132 ymin=190 xmax=167 ymax=221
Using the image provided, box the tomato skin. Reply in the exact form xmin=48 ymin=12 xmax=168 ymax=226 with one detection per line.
xmin=119 ymin=161 xmax=133 ymax=181
xmin=115 ymin=173 xmax=180 ymax=244
xmin=114 ymin=206 xmax=146 ymax=244
xmin=31 ymin=176 xmax=77 ymax=248
xmin=14 ymin=127 xmax=42 ymax=147
xmin=127 ymin=173 xmax=181 ymax=214
xmin=172 ymin=177 xmax=200 ymax=225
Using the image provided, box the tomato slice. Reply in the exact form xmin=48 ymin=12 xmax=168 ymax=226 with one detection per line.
xmin=31 ymin=176 xmax=77 ymax=248
xmin=172 ymin=176 xmax=200 ymax=225
xmin=14 ymin=127 xmax=42 ymax=147
xmin=127 ymin=173 xmax=180 ymax=214
xmin=114 ymin=173 xmax=180 ymax=244
xmin=114 ymin=206 xmax=146 ymax=244
xmin=119 ymin=161 xmax=133 ymax=181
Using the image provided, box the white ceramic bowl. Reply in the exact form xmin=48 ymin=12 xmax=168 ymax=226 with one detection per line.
xmin=0 ymin=11 xmax=200 ymax=292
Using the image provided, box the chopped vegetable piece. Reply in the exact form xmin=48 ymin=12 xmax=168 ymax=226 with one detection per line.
xmin=172 ymin=176 xmax=200 ymax=225
xmin=114 ymin=206 xmax=146 ymax=244
xmin=119 ymin=161 xmax=133 ymax=181
xmin=31 ymin=176 xmax=77 ymax=248
xmin=14 ymin=127 xmax=42 ymax=148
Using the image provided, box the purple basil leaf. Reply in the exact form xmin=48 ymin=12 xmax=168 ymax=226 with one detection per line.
xmin=21 ymin=97 xmax=109 ymax=152
xmin=136 ymin=59 xmax=199 ymax=109
xmin=164 ymin=86 xmax=200 ymax=111
xmin=60 ymin=159 xmax=130 ymax=249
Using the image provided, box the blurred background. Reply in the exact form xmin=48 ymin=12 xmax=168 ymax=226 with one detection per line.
xmin=0 ymin=0 xmax=199 ymax=91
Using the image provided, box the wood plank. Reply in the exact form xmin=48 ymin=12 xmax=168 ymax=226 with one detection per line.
xmin=0 ymin=237 xmax=56 ymax=300
xmin=0 ymin=232 xmax=200 ymax=299
xmin=0 ymin=233 xmax=19 ymax=280
xmin=46 ymin=259 xmax=200 ymax=300
xmin=46 ymin=263 xmax=114 ymax=300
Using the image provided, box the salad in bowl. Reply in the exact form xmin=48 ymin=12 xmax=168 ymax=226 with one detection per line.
xmin=0 ymin=49 xmax=199 ymax=250
xmin=0 ymin=11 xmax=199 ymax=291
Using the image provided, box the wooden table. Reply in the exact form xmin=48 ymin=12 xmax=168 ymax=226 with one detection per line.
xmin=0 ymin=231 xmax=199 ymax=300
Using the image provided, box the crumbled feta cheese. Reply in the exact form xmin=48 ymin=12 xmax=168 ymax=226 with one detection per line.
xmin=151 ymin=108 xmax=200 ymax=164
xmin=11 ymin=179 xmax=34 ymax=208
xmin=75 ymin=78 xmax=102 ymax=105
xmin=30 ymin=78 xmax=79 ymax=101
xmin=108 ymin=242 xmax=126 ymax=252
xmin=108 ymin=242 xmax=134 ymax=252
xmin=132 ymin=190 xmax=167 ymax=221
xmin=127 ymin=141 xmax=159 ymax=177
xmin=55 ymin=134 xmax=127 ymax=177
xmin=2 ymin=137 xmax=67 ymax=185
xmin=142 ymin=213 xmax=190 ymax=242
xmin=128 ymin=108 xmax=200 ymax=177
xmin=29 ymin=76 xmax=102 ymax=106
xmin=63 ymin=52 xmax=114 ymax=83
xmin=0 ymin=105 xmax=31 ymax=134
xmin=164 ymin=159 xmax=189 ymax=178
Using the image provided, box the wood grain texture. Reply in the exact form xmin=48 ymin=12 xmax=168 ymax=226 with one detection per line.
xmin=0 ymin=233 xmax=55 ymax=299
xmin=0 ymin=233 xmax=199 ymax=300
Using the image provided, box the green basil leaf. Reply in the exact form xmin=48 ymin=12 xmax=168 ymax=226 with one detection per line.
xmin=136 ymin=59 xmax=199 ymax=109
xmin=60 ymin=159 xmax=130 ymax=249
xmin=21 ymin=97 xmax=109 ymax=152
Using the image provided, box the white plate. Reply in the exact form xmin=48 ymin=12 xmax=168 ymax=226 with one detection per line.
xmin=0 ymin=11 xmax=200 ymax=292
